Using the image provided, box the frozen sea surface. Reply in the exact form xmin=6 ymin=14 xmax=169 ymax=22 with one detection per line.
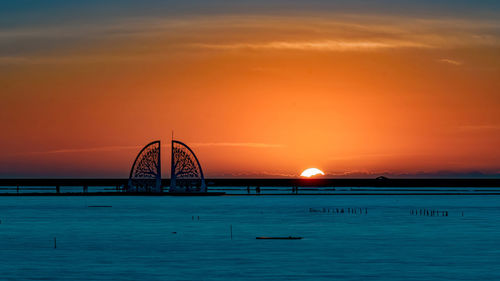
xmin=1 ymin=195 xmax=500 ymax=280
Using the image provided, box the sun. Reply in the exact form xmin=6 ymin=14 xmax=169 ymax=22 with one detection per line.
xmin=300 ymin=168 xmax=325 ymax=178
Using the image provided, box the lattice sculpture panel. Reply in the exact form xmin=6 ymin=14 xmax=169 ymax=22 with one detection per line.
xmin=128 ymin=141 xmax=161 ymax=192
xmin=170 ymin=140 xmax=206 ymax=192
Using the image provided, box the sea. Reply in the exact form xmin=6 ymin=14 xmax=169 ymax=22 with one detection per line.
xmin=1 ymin=193 xmax=500 ymax=280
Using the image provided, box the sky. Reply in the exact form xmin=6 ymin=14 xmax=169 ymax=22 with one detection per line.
xmin=1 ymin=1 xmax=499 ymax=178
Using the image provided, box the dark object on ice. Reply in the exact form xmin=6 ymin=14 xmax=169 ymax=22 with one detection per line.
xmin=256 ymin=236 xmax=303 ymax=240
xmin=88 ymin=205 xmax=112 ymax=208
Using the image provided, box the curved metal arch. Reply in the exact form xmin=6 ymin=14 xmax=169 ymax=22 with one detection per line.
xmin=128 ymin=140 xmax=160 ymax=180
xmin=172 ymin=140 xmax=205 ymax=180
xmin=170 ymin=140 xmax=206 ymax=192
xmin=128 ymin=140 xmax=161 ymax=193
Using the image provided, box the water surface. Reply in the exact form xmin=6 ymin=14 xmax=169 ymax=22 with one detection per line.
xmin=1 ymin=195 xmax=499 ymax=280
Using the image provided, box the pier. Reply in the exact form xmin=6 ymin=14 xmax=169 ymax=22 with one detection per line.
xmin=0 ymin=178 xmax=499 ymax=195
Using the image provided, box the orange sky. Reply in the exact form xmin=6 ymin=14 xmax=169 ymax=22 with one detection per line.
xmin=1 ymin=13 xmax=499 ymax=178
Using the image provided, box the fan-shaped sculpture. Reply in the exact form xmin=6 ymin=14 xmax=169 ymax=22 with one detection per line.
xmin=170 ymin=140 xmax=206 ymax=193
xmin=128 ymin=140 xmax=162 ymax=192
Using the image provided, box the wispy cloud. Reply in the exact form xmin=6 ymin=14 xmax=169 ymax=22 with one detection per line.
xmin=20 ymin=142 xmax=282 ymax=155
xmin=328 ymin=152 xmax=426 ymax=162
xmin=192 ymin=40 xmax=431 ymax=51
xmin=25 ymin=145 xmax=142 ymax=155
xmin=214 ymin=171 xmax=298 ymax=178
xmin=322 ymin=170 xmax=500 ymax=178
xmin=192 ymin=142 xmax=283 ymax=148
xmin=0 ymin=54 xmax=174 ymax=65
xmin=1 ymin=14 xmax=499 ymax=65
xmin=438 ymin=58 xmax=463 ymax=66
xmin=0 ymin=56 xmax=32 ymax=64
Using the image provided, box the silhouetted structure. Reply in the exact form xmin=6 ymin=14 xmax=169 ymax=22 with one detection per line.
xmin=127 ymin=140 xmax=161 ymax=192
xmin=170 ymin=140 xmax=206 ymax=193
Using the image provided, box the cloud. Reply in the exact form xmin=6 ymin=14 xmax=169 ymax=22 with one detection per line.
xmin=1 ymin=14 xmax=499 ymax=64
xmin=324 ymin=170 xmax=500 ymax=178
xmin=438 ymin=58 xmax=463 ymax=66
xmin=328 ymin=152 xmax=425 ymax=162
xmin=214 ymin=171 xmax=297 ymax=178
xmin=0 ymin=54 xmax=173 ymax=65
xmin=25 ymin=145 xmax=142 ymax=155
xmin=192 ymin=40 xmax=431 ymax=51
xmin=0 ymin=56 xmax=34 ymax=64
xmin=191 ymin=142 xmax=282 ymax=148
xmin=20 ymin=142 xmax=282 ymax=155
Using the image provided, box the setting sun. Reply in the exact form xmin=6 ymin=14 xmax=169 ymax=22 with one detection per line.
xmin=300 ymin=168 xmax=325 ymax=178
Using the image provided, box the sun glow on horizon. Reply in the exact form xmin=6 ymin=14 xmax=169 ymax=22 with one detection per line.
xmin=300 ymin=168 xmax=325 ymax=178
